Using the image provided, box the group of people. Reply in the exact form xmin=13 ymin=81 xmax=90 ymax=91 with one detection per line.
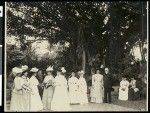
xmin=90 ymin=68 xmax=113 ymax=104
xmin=118 ymin=76 xmax=143 ymax=101
xmin=9 ymin=65 xmax=89 ymax=111
xmin=9 ymin=64 xmax=144 ymax=111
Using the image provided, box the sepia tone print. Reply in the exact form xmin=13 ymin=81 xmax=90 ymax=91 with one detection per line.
xmin=5 ymin=1 xmax=148 ymax=112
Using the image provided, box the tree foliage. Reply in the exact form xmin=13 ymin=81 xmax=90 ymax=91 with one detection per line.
xmin=6 ymin=1 xmax=147 ymax=80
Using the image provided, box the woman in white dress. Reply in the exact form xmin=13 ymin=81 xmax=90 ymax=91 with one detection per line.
xmin=42 ymin=66 xmax=55 ymax=110
xmin=10 ymin=68 xmax=24 ymax=111
xmin=29 ymin=67 xmax=43 ymax=111
xmin=51 ymin=67 xmax=71 ymax=111
xmin=78 ymin=70 xmax=88 ymax=104
xmin=91 ymin=69 xmax=104 ymax=103
xmin=118 ymin=77 xmax=129 ymax=100
xmin=21 ymin=65 xmax=32 ymax=111
xmin=68 ymin=72 xmax=79 ymax=104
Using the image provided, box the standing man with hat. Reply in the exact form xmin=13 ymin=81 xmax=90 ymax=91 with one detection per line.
xmin=103 ymin=67 xmax=113 ymax=104
xmin=42 ymin=66 xmax=55 ymax=111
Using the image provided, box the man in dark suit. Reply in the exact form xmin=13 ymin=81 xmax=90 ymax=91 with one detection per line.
xmin=103 ymin=67 xmax=113 ymax=103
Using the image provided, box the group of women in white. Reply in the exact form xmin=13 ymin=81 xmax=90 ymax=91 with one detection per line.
xmin=9 ymin=64 xmax=140 ymax=111
xmin=10 ymin=65 xmax=88 ymax=111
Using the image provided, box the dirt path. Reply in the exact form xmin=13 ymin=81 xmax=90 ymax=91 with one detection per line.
xmin=6 ymin=103 xmax=140 ymax=111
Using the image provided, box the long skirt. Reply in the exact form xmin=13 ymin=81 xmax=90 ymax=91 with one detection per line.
xmin=51 ymin=86 xmax=71 ymax=111
xmin=42 ymin=86 xmax=54 ymax=110
xmin=78 ymin=91 xmax=88 ymax=104
xmin=69 ymin=89 xmax=80 ymax=104
xmin=30 ymin=87 xmax=43 ymax=111
xmin=118 ymin=88 xmax=129 ymax=100
xmin=128 ymin=88 xmax=134 ymax=100
xmin=10 ymin=91 xmax=24 ymax=111
xmin=22 ymin=90 xmax=30 ymax=111
xmin=90 ymin=85 xmax=103 ymax=103
xmin=134 ymin=91 xmax=141 ymax=100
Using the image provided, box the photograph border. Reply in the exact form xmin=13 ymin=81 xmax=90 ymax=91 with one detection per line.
xmin=3 ymin=1 xmax=149 ymax=112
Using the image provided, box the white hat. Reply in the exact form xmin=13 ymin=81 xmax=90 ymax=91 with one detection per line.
xmin=16 ymin=68 xmax=23 ymax=74
xmin=100 ymin=64 xmax=104 ymax=69
xmin=134 ymin=88 xmax=139 ymax=92
xmin=46 ymin=66 xmax=53 ymax=72
xmin=30 ymin=67 xmax=39 ymax=72
xmin=12 ymin=67 xmax=18 ymax=74
xmin=21 ymin=65 xmax=28 ymax=71
xmin=12 ymin=67 xmax=23 ymax=74
xmin=105 ymin=67 xmax=109 ymax=71
xmin=79 ymin=70 xmax=84 ymax=74
xmin=61 ymin=67 xmax=66 ymax=73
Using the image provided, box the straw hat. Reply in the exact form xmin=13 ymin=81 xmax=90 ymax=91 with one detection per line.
xmin=14 ymin=68 xmax=23 ymax=74
xmin=21 ymin=65 xmax=28 ymax=71
xmin=12 ymin=67 xmax=18 ymax=74
xmin=78 ymin=70 xmax=84 ymax=74
xmin=61 ymin=67 xmax=66 ymax=73
xmin=30 ymin=67 xmax=39 ymax=72
xmin=46 ymin=66 xmax=53 ymax=72
xmin=17 ymin=68 xmax=23 ymax=74
xmin=12 ymin=67 xmax=23 ymax=74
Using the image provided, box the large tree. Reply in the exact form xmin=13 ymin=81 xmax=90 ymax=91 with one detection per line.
xmin=6 ymin=1 xmax=147 ymax=79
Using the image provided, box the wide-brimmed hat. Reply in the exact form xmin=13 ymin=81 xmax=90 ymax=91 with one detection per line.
xmin=21 ymin=65 xmax=28 ymax=71
xmin=30 ymin=67 xmax=39 ymax=72
xmin=46 ymin=66 xmax=53 ymax=72
xmin=17 ymin=68 xmax=23 ymax=74
xmin=12 ymin=67 xmax=23 ymax=74
xmin=78 ymin=70 xmax=84 ymax=74
xmin=12 ymin=67 xmax=18 ymax=74
xmin=61 ymin=67 xmax=66 ymax=73
xmin=13 ymin=67 xmax=23 ymax=74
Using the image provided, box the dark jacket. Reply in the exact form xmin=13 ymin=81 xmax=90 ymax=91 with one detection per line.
xmin=103 ymin=73 xmax=113 ymax=89
xmin=136 ymin=78 xmax=144 ymax=91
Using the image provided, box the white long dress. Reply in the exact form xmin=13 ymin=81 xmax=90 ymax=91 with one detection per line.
xmin=78 ymin=77 xmax=88 ymax=104
xmin=118 ymin=80 xmax=129 ymax=100
xmin=29 ymin=76 xmax=43 ymax=111
xmin=91 ymin=74 xmax=104 ymax=103
xmin=22 ymin=76 xmax=31 ymax=111
xmin=10 ymin=76 xmax=24 ymax=111
xmin=68 ymin=76 xmax=79 ymax=104
xmin=51 ymin=75 xmax=71 ymax=111
xmin=42 ymin=75 xmax=55 ymax=110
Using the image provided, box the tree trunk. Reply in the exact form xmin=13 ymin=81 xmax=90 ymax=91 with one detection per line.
xmin=78 ymin=24 xmax=87 ymax=72
xmin=82 ymin=49 xmax=86 ymax=72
